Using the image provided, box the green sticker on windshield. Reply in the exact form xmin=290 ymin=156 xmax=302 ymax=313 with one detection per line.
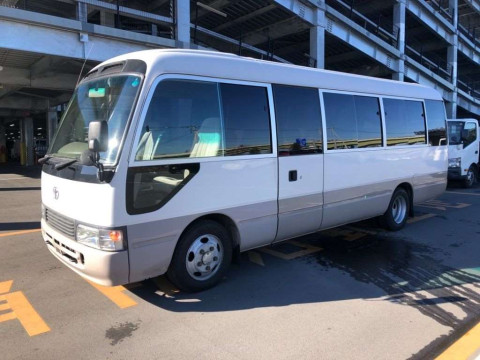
xmin=131 ymin=78 xmax=139 ymax=87
xmin=89 ymin=88 xmax=105 ymax=98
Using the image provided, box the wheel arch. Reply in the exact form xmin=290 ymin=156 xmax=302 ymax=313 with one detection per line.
xmin=180 ymin=213 xmax=241 ymax=262
xmin=396 ymin=182 xmax=414 ymax=217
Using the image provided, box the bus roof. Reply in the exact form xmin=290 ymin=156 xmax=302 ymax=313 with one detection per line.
xmin=92 ymin=49 xmax=443 ymax=101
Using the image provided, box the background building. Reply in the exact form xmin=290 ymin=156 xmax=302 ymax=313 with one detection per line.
xmin=0 ymin=0 xmax=479 ymax=165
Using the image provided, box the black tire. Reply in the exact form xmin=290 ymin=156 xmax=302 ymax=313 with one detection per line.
xmin=462 ymin=166 xmax=476 ymax=189
xmin=167 ymin=220 xmax=232 ymax=292
xmin=380 ymin=188 xmax=410 ymax=231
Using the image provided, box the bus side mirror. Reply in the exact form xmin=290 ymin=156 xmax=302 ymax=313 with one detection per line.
xmin=88 ymin=121 xmax=108 ymax=152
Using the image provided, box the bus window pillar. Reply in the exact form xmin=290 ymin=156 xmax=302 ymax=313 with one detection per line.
xmin=310 ymin=4 xmax=326 ymax=69
xmin=393 ymin=0 xmax=406 ymax=81
xmin=176 ymin=0 xmax=190 ymax=48
xmin=0 ymin=123 xmax=6 ymax=164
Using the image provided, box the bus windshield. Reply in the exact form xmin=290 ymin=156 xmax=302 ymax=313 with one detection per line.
xmin=49 ymin=75 xmax=141 ymax=164
xmin=447 ymin=121 xmax=464 ymax=145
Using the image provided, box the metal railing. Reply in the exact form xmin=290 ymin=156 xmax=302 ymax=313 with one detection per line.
xmin=425 ymin=0 xmax=453 ymax=23
xmin=0 ymin=0 xmax=175 ymax=39
xmin=326 ymin=0 xmax=399 ymax=47
xmin=457 ymin=76 xmax=480 ymax=99
xmin=405 ymin=37 xmax=452 ymax=81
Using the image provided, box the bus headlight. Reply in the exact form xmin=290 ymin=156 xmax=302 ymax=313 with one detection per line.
xmin=448 ymin=157 xmax=461 ymax=168
xmin=76 ymin=224 xmax=125 ymax=251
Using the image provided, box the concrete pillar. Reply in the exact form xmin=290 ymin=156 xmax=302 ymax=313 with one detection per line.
xmin=21 ymin=117 xmax=34 ymax=166
xmin=446 ymin=97 xmax=457 ymax=118
xmin=100 ymin=11 xmax=115 ymax=28
xmin=176 ymin=0 xmax=190 ymax=47
xmin=393 ymin=0 xmax=406 ymax=81
xmin=47 ymin=107 xmax=58 ymax=145
xmin=77 ymin=2 xmax=88 ymax=23
xmin=449 ymin=0 xmax=458 ymax=28
xmin=0 ymin=123 xmax=6 ymax=163
xmin=310 ymin=4 xmax=326 ymax=69
xmin=448 ymin=0 xmax=458 ymax=118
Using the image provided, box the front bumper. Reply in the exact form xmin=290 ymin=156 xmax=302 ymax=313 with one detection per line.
xmin=448 ymin=168 xmax=466 ymax=180
xmin=41 ymin=219 xmax=129 ymax=286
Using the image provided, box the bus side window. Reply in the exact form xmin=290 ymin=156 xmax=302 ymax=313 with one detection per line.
xmin=273 ymin=84 xmax=323 ymax=155
xmin=384 ymin=99 xmax=426 ymax=146
xmin=135 ymin=79 xmax=222 ymax=160
xmin=220 ymin=83 xmax=272 ymax=156
xmin=323 ymin=93 xmax=382 ymax=150
xmin=424 ymin=100 xmax=447 ymax=146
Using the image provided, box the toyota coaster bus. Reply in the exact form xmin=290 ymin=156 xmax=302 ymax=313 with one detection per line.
xmin=41 ymin=49 xmax=448 ymax=292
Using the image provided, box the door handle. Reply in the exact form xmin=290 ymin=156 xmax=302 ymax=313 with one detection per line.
xmin=289 ymin=170 xmax=297 ymax=182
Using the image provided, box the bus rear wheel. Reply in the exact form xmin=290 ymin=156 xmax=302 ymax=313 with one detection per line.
xmin=167 ymin=220 xmax=232 ymax=292
xmin=381 ymin=188 xmax=409 ymax=231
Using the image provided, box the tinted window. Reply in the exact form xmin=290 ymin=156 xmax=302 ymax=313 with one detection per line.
xmin=273 ymin=85 xmax=322 ymax=155
xmin=324 ymin=93 xmax=356 ymax=149
xmin=355 ymin=96 xmax=382 ymax=148
xmin=384 ymin=99 xmax=426 ymax=146
xmin=136 ymin=79 xmax=222 ymax=160
xmin=324 ymin=93 xmax=382 ymax=149
xmin=424 ymin=100 xmax=447 ymax=146
xmin=220 ymin=84 xmax=271 ymax=156
xmin=463 ymin=122 xmax=477 ymax=147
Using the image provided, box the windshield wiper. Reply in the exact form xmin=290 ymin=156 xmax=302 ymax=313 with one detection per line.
xmin=55 ymin=159 xmax=78 ymax=170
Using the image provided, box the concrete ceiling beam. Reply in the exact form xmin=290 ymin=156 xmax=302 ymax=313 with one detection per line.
xmin=0 ymin=66 xmax=78 ymax=91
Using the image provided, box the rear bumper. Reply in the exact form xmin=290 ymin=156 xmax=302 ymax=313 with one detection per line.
xmin=41 ymin=219 xmax=129 ymax=286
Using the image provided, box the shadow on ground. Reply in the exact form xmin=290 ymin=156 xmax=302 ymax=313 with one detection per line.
xmin=130 ymin=220 xmax=480 ymax=331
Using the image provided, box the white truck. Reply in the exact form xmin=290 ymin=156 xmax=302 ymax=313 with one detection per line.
xmin=447 ymin=118 xmax=480 ymax=188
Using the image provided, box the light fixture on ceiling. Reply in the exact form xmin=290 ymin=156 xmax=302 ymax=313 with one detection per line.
xmin=0 ymin=65 xmax=3 ymax=71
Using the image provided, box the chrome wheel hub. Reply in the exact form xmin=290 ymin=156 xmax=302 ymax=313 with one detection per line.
xmin=185 ymin=234 xmax=223 ymax=281
xmin=392 ymin=196 xmax=407 ymax=224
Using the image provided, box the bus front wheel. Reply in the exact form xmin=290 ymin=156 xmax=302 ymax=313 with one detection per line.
xmin=381 ymin=188 xmax=409 ymax=231
xmin=167 ymin=220 xmax=232 ymax=292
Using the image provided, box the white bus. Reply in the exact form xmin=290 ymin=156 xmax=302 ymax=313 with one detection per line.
xmin=41 ymin=49 xmax=447 ymax=292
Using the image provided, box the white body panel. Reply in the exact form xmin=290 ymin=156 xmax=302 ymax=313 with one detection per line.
xmin=277 ymin=155 xmax=323 ymax=240
xmin=42 ymin=171 xmax=116 ymax=226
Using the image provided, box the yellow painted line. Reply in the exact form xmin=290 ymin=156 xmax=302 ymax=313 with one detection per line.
xmin=0 ymin=312 xmax=16 ymax=322
xmin=2 ymin=291 xmax=51 ymax=336
xmin=248 ymin=251 xmax=265 ymax=266
xmin=435 ymin=322 xmax=480 ymax=360
xmin=0 ymin=280 xmax=13 ymax=293
xmin=87 ymin=280 xmax=137 ymax=309
xmin=323 ymin=228 xmax=367 ymax=242
xmin=0 ymin=229 xmax=41 ymax=238
xmin=407 ymin=213 xmax=436 ymax=224
xmin=261 ymin=240 xmax=322 ymax=260
xmin=446 ymin=191 xmax=480 ymax=197
xmin=418 ymin=200 xmax=471 ymax=211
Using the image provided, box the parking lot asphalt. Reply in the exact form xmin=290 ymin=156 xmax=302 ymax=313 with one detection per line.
xmin=0 ymin=164 xmax=479 ymax=360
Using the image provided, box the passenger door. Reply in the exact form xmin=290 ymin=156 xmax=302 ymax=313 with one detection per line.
xmin=273 ymin=85 xmax=324 ymax=242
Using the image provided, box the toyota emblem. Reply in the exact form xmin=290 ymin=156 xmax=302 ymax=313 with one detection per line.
xmin=53 ymin=187 xmax=59 ymax=200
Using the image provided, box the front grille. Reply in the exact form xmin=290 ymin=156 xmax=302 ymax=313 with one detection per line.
xmin=45 ymin=208 xmax=75 ymax=239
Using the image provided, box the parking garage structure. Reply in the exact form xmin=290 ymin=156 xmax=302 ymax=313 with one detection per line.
xmin=0 ymin=0 xmax=479 ymax=165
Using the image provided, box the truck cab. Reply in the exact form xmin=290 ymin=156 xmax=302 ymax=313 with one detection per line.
xmin=447 ymin=118 xmax=480 ymax=188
